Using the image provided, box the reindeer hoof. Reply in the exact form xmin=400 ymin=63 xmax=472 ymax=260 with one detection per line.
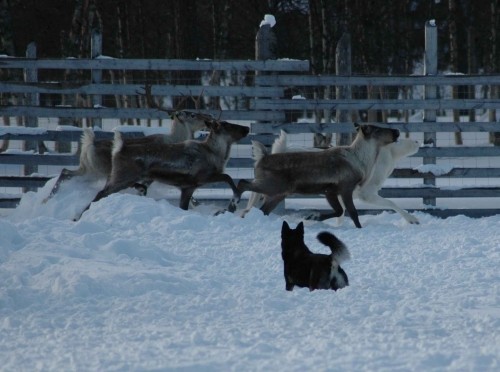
xmin=133 ymin=183 xmax=148 ymax=196
xmin=227 ymin=203 xmax=237 ymax=213
xmin=214 ymin=208 xmax=227 ymax=216
xmin=305 ymin=212 xmax=321 ymax=221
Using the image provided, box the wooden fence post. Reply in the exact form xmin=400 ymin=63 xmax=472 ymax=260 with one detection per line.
xmin=424 ymin=20 xmax=437 ymax=207
xmin=255 ymin=22 xmax=277 ymax=62
xmin=23 ymin=42 xmax=38 ymax=187
xmin=91 ymin=29 xmax=103 ymax=129
xmin=335 ymin=32 xmax=352 ymax=146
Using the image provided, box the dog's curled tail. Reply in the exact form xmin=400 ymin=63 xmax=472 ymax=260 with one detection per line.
xmin=317 ymin=232 xmax=351 ymax=263
xmin=251 ymin=140 xmax=269 ymax=165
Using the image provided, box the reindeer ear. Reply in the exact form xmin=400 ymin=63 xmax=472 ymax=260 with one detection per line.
xmin=361 ymin=124 xmax=374 ymax=136
xmin=204 ymin=120 xmax=216 ymax=130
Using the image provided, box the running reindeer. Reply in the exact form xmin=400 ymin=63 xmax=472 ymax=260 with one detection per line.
xmin=238 ymin=124 xmax=400 ymax=228
xmin=241 ymin=129 xmax=420 ymax=225
xmin=44 ymin=85 xmax=209 ymax=201
xmin=75 ymin=118 xmax=249 ymax=220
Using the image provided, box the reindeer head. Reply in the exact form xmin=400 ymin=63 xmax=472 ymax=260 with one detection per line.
xmin=205 ymin=119 xmax=249 ymax=142
xmin=354 ymin=123 xmax=399 ymax=145
xmin=171 ymin=111 xmax=210 ymax=133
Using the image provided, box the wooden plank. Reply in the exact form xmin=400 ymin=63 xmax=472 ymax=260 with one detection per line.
xmin=0 ymin=176 xmax=50 ymax=187
xmin=0 ymin=129 xmax=144 ymax=141
xmin=2 ymin=167 xmax=497 ymax=191
xmin=0 ymin=106 xmax=285 ymax=122
xmin=0 ymin=58 xmax=310 ymax=72
xmin=0 ymin=82 xmax=285 ymax=98
xmin=0 ymin=153 xmax=253 ymax=168
xmin=0 ymin=154 xmax=79 ymax=166
xmin=392 ymin=168 xmax=500 ymax=178
xmin=251 ymin=121 xmax=500 ymax=134
xmin=286 ymin=207 xmax=500 ymax=219
xmin=0 ymin=199 xmax=20 ymax=208
xmin=378 ymin=187 xmax=500 ymax=198
xmin=283 ymin=187 xmax=500 ymax=198
xmin=255 ymin=74 xmax=500 ymax=86
xmin=253 ymin=98 xmax=500 ymax=111
xmin=415 ymin=147 xmax=500 ymax=157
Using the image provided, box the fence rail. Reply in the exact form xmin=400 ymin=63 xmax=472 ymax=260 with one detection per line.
xmin=1 ymin=53 xmax=500 ymax=218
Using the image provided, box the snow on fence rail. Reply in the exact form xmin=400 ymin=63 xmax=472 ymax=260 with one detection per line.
xmin=1 ymin=51 xmax=500 ymax=217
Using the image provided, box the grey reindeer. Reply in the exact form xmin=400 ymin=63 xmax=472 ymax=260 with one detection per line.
xmin=45 ymin=85 xmax=209 ymax=201
xmin=237 ymin=124 xmax=400 ymax=228
xmin=75 ymin=119 xmax=249 ymax=220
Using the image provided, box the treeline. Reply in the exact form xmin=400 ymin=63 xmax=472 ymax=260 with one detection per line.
xmin=1 ymin=0 xmax=499 ymax=75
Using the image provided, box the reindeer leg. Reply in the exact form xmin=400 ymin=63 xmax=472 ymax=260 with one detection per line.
xmin=340 ymin=191 xmax=362 ymax=228
xmin=75 ymin=175 xmax=140 ymax=221
xmin=43 ymin=168 xmax=83 ymax=203
xmin=179 ymin=186 xmax=197 ymax=210
xmin=206 ymin=173 xmax=241 ymax=213
xmin=260 ymin=194 xmax=286 ymax=215
xmin=306 ymin=187 xmax=344 ymax=221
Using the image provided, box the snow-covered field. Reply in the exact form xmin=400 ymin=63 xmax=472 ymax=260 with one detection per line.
xmin=0 ymin=176 xmax=499 ymax=371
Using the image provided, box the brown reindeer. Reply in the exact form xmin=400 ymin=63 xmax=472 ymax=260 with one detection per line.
xmin=75 ymin=119 xmax=249 ymax=220
xmin=237 ymin=124 xmax=400 ymax=228
xmin=44 ymin=85 xmax=209 ymax=201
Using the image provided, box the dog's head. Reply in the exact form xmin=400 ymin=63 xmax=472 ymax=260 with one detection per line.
xmin=281 ymin=221 xmax=308 ymax=259
xmin=281 ymin=220 xmax=304 ymax=245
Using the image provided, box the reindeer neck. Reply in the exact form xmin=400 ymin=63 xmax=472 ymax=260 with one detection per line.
xmin=349 ymin=133 xmax=380 ymax=170
xmin=169 ymin=121 xmax=192 ymax=142
xmin=204 ymin=133 xmax=232 ymax=162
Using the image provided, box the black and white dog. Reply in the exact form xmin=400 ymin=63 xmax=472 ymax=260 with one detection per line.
xmin=280 ymin=221 xmax=350 ymax=292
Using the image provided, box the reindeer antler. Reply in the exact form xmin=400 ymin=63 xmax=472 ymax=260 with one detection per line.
xmin=138 ymin=83 xmax=216 ymax=122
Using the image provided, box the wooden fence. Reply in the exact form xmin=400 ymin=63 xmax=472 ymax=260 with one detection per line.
xmin=1 ymin=49 xmax=500 ymax=218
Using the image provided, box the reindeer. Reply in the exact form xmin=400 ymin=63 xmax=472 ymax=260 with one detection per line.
xmin=241 ymin=129 xmax=420 ymax=225
xmin=75 ymin=119 xmax=249 ymax=220
xmin=237 ymin=124 xmax=400 ymax=228
xmin=44 ymin=85 xmax=209 ymax=201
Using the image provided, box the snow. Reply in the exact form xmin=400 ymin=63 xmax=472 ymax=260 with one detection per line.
xmin=0 ymin=126 xmax=48 ymax=135
xmin=260 ymin=14 xmax=276 ymax=28
xmin=415 ymin=163 xmax=454 ymax=176
xmin=1 ymin=176 xmax=499 ymax=371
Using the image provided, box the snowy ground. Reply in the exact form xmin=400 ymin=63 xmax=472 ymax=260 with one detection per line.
xmin=0 ymin=177 xmax=499 ymax=371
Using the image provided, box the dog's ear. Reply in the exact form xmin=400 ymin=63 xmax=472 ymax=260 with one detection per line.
xmin=282 ymin=221 xmax=290 ymax=234
xmin=297 ymin=221 xmax=304 ymax=235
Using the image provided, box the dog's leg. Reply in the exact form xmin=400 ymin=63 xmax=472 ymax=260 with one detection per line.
xmin=359 ymin=192 xmax=419 ymax=224
xmin=284 ymin=269 xmax=294 ymax=291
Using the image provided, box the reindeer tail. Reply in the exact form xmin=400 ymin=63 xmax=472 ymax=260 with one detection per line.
xmin=317 ymin=232 xmax=351 ymax=263
xmin=271 ymin=130 xmax=288 ymax=154
xmin=112 ymin=131 xmax=124 ymax=157
xmin=251 ymin=140 xmax=269 ymax=165
xmin=81 ymin=128 xmax=95 ymax=153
